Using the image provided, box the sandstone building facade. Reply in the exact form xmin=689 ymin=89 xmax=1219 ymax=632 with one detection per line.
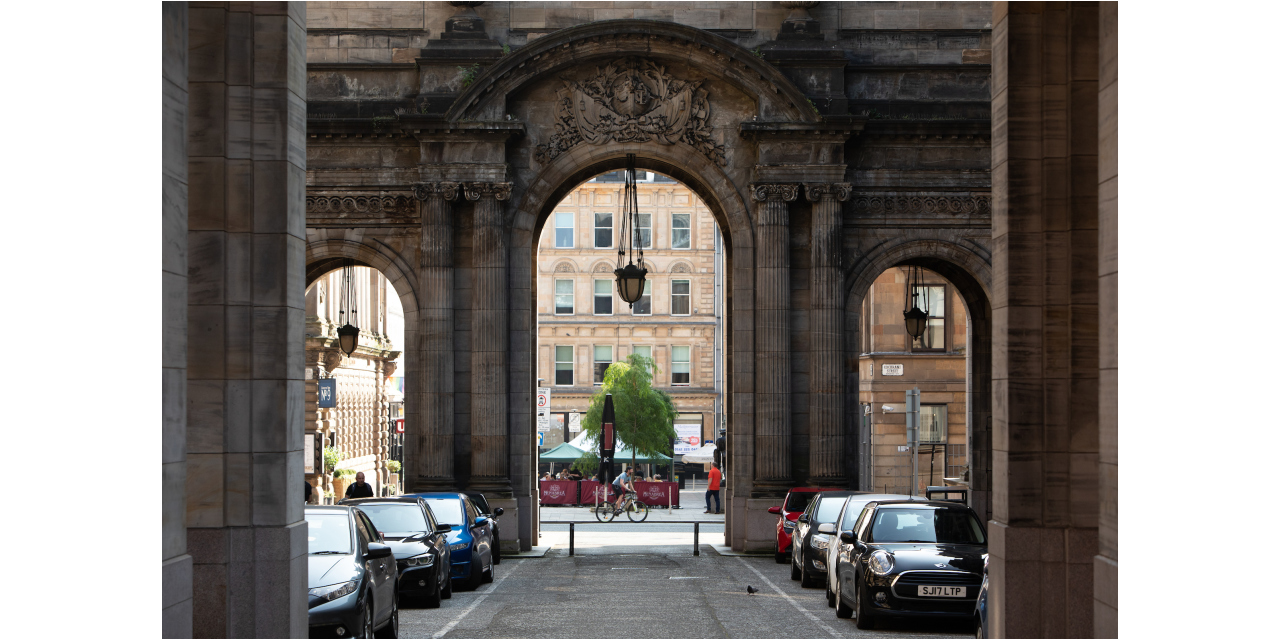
xmin=162 ymin=3 xmax=1118 ymax=637
xmin=535 ymin=174 xmax=724 ymax=455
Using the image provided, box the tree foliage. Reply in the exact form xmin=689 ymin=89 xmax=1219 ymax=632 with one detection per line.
xmin=572 ymin=354 xmax=677 ymax=475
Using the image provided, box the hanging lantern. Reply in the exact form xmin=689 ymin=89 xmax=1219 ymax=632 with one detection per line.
xmin=614 ymin=154 xmax=648 ymax=307
xmin=903 ymin=265 xmax=929 ymax=340
xmin=336 ymin=259 xmax=360 ymax=356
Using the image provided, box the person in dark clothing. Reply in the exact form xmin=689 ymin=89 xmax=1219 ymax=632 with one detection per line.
xmin=305 ymin=480 xmax=313 ymax=504
xmin=344 ymin=472 xmax=375 ymax=499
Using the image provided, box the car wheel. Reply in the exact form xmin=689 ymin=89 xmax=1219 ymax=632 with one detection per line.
xmin=854 ymin=580 xmax=875 ymax=630
xmin=492 ymin=535 xmax=502 ymax=565
xmin=834 ymin=580 xmax=852 ymax=619
xmin=441 ymin=570 xmax=453 ymax=600
xmin=974 ymin=615 xmax=984 ymax=639
xmin=790 ymin=550 xmax=802 ymax=581
xmin=774 ymin=549 xmax=787 ymax=564
xmin=482 ymin=554 xmax=494 ymax=583
xmin=359 ymin=601 xmax=375 ymax=638
xmin=374 ymin=593 xmax=399 ymax=638
xmin=466 ymin=553 xmax=484 ymax=590
xmin=424 ymin=569 xmax=443 ymax=609
xmin=826 ymin=583 xmax=835 ymax=608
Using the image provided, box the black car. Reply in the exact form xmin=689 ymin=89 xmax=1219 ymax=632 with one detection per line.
xmin=832 ymin=500 xmax=986 ymax=630
xmin=790 ymin=491 xmax=858 ymax=587
xmin=464 ymin=492 xmax=505 ymax=564
xmin=341 ymin=497 xmax=455 ymax=607
xmin=306 ymin=506 xmax=400 ymax=639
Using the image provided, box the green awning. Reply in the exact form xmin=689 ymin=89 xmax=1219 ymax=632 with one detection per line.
xmin=538 ymin=442 xmax=588 ymax=463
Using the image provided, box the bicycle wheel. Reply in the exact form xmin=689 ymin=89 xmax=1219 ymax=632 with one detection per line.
xmin=594 ymin=503 xmax=616 ymax=523
xmin=627 ymin=500 xmax=649 ymax=522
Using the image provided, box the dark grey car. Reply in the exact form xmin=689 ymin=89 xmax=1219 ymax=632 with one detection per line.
xmin=790 ymin=491 xmax=859 ymax=587
xmin=341 ymin=497 xmax=455 ymax=607
xmin=465 ymin=492 xmax=505 ymax=564
xmin=306 ymin=506 xmax=400 ymax=638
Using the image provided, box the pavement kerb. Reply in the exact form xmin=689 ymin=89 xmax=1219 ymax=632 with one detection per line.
xmin=709 ymin=544 xmax=772 ymax=557
xmin=504 ymin=545 xmax=553 ymax=558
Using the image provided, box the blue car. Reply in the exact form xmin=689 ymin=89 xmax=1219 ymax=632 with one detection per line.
xmin=405 ymin=492 xmax=496 ymax=590
xmin=974 ymin=553 xmax=989 ymax=638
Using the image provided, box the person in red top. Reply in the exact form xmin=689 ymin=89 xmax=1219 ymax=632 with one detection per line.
xmin=704 ymin=462 xmax=723 ymax=514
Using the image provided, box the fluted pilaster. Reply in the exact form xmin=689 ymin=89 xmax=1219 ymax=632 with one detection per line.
xmin=466 ymin=182 xmax=513 ymax=489
xmin=414 ymin=182 xmax=459 ymax=485
xmin=752 ymin=183 xmax=798 ymax=483
xmin=806 ymin=183 xmax=851 ymax=483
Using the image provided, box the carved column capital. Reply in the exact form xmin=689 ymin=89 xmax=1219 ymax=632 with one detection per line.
xmin=804 ymin=182 xmax=852 ymax=203
xmin=750 ymin=183 xmax=799 ymax=203
xmin=463 ymin=182 xmax=513 ymax=202
xmin=413 ymin=181 xmax=460 ymax=201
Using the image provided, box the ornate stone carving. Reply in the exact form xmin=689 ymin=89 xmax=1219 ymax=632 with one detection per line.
xmin=804 ymin=183 xmax=853 ymax=202
xmin=850 ymin=194 xmax=992 ymax=216
xmin=670 ymin=262 xmax=692 ymax=274
xmin=384 ymin=361 xmax=397 ymax=378
xmin=750 ymin=183 xmax=799 ymax=202
xmin=306 ymin=195 xmax=415 ymax=216
xmin=324 ymin=351 xmax=343 ymax=371
xmin=412 ymin=182 xmax=460 ymax=201
xmin=593 ymin=262 xmax=611 ymax=273
xmin=553 ymin=261 xmax=576 ymax=274
xmin=534 ymin=57 xmax=727 ymax=167
xmin=463 ymin=182 xmax=512 ymax=201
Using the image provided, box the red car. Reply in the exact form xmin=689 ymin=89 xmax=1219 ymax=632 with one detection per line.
xmin=769 ymin=486 xmax=841 ymax=563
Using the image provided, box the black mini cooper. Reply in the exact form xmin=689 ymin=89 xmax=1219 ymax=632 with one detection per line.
xmin=831 ymin=500 xmax=986 ymax=630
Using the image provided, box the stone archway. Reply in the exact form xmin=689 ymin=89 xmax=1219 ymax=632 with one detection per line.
xmin=844 ymin=239 xmax=994 ymax=520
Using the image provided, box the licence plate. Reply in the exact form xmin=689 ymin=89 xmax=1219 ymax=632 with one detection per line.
xmin=918 ymin=585 xmax=967 ymax=597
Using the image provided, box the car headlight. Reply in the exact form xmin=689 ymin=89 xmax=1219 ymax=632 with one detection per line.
xmin=402 ymin=553 xmax=435 ymax=567
xmin=449 ymin=542 xmax=468 ymax=551
xmin=811 ymin=533 xmax=832 ymax=551
xmin=868 ymin=550 xmax=894 ymax=576
xmin=308 ymin=580 xmax=357 ymax=602
xmin=782 ymin=520 xmax=795 ymax=531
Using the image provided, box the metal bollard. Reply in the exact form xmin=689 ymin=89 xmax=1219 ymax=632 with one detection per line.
xmin=569 ymin=522 xmax=575 ymax=557
xmin=694 ymin=522 xmax=700 ymax=556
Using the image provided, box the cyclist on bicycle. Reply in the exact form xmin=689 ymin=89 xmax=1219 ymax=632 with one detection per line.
xmin=611 ymin=466 xmax=635 ymax=512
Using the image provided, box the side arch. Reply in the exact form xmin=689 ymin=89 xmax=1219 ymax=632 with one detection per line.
xmin=305 ymin=236 xmax=420 ymax=333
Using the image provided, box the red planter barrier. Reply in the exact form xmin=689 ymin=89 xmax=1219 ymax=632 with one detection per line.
xmin=634 ymin=481 xmax=679 ymax=507
xmin=538 ymin=480 xmax=578 ymax=505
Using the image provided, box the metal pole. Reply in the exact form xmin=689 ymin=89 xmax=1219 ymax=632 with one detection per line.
xmin=694 ymin=522 xmax=700 ymax=556
xmin=668 ymin=487 xmax=672 ymax=515
xmin=569 ymin=522 xmax=575 ymax=557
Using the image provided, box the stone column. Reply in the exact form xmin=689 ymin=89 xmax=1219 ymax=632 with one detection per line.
xmin=806 ymin=183 xmax=851 ymax=483
xmin=466 ymin=182 xmax=513 ymax=490
xmin=751 ymin=183 xmax=798 ymax=485
xmin=413 ymin=182 xmax=459 ymax=488
xmin=1096 ymin=2 xmax=1118 ymax=636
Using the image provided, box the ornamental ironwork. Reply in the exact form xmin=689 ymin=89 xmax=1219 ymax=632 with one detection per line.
xmin=534 ymin=57 xmax=726 ymax=167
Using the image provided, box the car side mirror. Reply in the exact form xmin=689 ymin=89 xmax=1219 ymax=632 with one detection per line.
xmin=768 ymin=506 xmax=782 ymax=515
xmin=365 ymin=543 xmax=393 ymax=560
xmin=493 ymin=507 xmax=504 ymax=517
xmin=475 ymin=516 xmax=489 ymax=527
xmin=798 ymin=514 xmax=810 ymax=524
xmin=839 ymin=531 xmax=856 ymax=543
xmin=817 ymin=523 xmax=835 ymax=534
xmin=436 ymin=524 xmax=452 ymax=534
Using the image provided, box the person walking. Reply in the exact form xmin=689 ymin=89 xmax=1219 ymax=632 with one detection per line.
xmin=344 ymin=471 xmax=374 ymax=499
xmin=704 ymin=463 xmax=722 ymax=514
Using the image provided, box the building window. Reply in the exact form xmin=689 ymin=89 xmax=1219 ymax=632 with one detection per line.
xmin=594 ymin=212 xmax=612 ymax=249
xmin=555 ymin=211 xmax=574 ymax=248
xmin=671 ymin=279 xmax=690 ymax=315
xmin=910 ymin=285 xmax=946 ymax=351
xmin=554 ymin=279 xmax=574 ymax=315
xmin=632 ymin=345 xmax=652 ymax=376
xmin=631 ymin=281 xmax=651 ymax=316
xmin=594 ymin=345 xmax=613 ymax=385
xmin=671 ymin=345 xmax=690 ymax=385
xmin=555 ymin=346 xmax=573 ymax=386
xmin=632 ymin=213 xmax=651 ymax=248
xmin=593 ymin=279 xmax=613 ymax=315
xmin=671 ymin=212 xmax=690 ymax=249
xmin=920 ymin=405 xmax=947 ymax=443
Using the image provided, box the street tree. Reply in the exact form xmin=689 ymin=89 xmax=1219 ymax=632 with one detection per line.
xmin=572 ymin=353 xmax=677 ymax=477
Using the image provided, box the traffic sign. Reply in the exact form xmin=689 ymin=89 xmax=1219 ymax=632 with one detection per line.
xmin=536 ymin=387 xmax=550 ymax=408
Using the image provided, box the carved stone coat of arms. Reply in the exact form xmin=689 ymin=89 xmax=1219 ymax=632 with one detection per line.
xmin=534 ymin=57 xmax=727 ymax=166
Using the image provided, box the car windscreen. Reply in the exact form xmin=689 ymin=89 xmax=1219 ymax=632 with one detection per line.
xmin=841 ymin=500 xmax=874 ymax=529
xmin=784 ymin=492 xmax=818 ymax=512
xmin=867 ymin=508 xmax=986 ymax=544
xmin=307 ymin=513 xmax=353 ymax=554
xmin=358 ymin=504 xmax=428 ymax=535
xmin=424 ymin=499 xmax=464 ymax=525
xmin=815 ymin=497 xmax=848 ymax=523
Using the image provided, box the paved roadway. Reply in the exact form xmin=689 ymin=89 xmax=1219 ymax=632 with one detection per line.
xmin=396 ymin=493 xmax=972 ymax=639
